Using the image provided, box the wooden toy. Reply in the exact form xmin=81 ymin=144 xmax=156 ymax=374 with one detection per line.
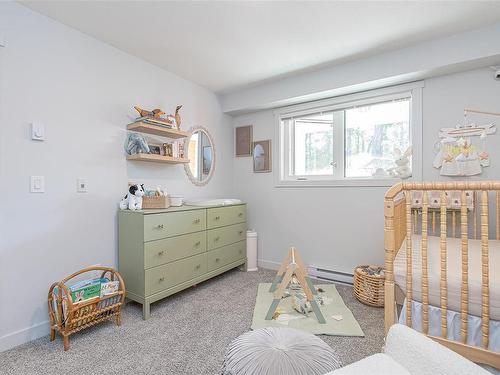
xmin=134 ymin=106 xmax=165 ymax=118
xmin=265 ymin=247 xmax=326 ymax=324
xmin=172 ymin=105 xmax=182 ymax=129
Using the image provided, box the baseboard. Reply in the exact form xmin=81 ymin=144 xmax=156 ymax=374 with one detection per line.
xmin=0 ymin=320 xmax=50 ymax=352
xmin=257 ymin=258 xmax=281 ymax=270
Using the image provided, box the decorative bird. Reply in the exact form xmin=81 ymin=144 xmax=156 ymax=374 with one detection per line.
xmin=174 ymin=105 xmax=182 ymax=129
xmin=134 ymin=106 xmax=165 ymax=119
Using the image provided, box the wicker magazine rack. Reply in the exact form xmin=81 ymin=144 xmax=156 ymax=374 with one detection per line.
xmin=48 ymin=266 xmax=125 ymax=351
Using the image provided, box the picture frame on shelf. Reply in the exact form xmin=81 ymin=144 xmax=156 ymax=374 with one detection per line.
xmin=148 ymin=144 xmax=162 ymax=155
xmin=235 ymin=125 xmax=253 ymax=157
xmin=253 ymin=140 xmax=272 ymax=173
xmin=162 ymin=143 xmax=173 ymax=157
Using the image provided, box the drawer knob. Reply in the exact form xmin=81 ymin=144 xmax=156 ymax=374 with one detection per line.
xmin=158 ymin=250 xmax=165 ymax=256
xmin=157 ymin=224 xmax=164 ymax=229
xmin=159 ymin=277 xmax=165 ymax=282
xmin=195 ymin=264 xmax=200 ymax=270
xmin=215 ymin=216 xmax=220 ymax=220
xmin=238 ymin=213 xmax=243 ymax=217
xmin=239 ymin=249 xmax=243 ymax=254
xmin=215 ymin=258 xmax=220 ymax=262
xmin=195 ymin=241 xmax=201 ymax=246
xmin=239 ymin=231 xmax=243 ymax=235
xmin=215 ymin=236 xmax=220 ymax=241
xmin=194 ymin=218 xmax=200 ymax=224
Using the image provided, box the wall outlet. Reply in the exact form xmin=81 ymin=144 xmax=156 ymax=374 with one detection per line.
xmin=77 ymin=178 xmax=88 ymax=193
xmin=31 ymin=122 xmax=45 ymax=141
xmin=30 ymin=176 xmax=45 ymax=193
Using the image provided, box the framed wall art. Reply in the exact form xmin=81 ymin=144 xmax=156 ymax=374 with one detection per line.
xmin=235 ymin=125 xmax=253 ymax=157
xmin=253 ymin=139 xmax=272 ymax=173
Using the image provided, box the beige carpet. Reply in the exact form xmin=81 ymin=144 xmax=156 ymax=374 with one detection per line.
xmin=0 ymin=269 xmax=383 ymax=375
xmin=251 ymin=283 xmax=364 ymax=336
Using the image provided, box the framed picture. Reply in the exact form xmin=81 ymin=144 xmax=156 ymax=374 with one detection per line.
xmin=235 ymin=125 xmax=253 ymax=157
xmin=202 ymin=145 xmax=212 ymax=174
xmin=162 ymin=143 xmax=173 ymax=157
xmin=253 ymin=140 xmax=272 ymax=173
xmin=148 ymin=144 xmax=161 ymax=155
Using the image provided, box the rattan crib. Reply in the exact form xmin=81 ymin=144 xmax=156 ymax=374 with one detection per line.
xmin=48 ymin=266 xmax=125 ymax=351
xmin=384 ymin=181 xmax=500 ymax=369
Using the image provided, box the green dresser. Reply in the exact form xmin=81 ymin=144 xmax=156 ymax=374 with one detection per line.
xmin=118 ymin=203 xmax=247 ymax=319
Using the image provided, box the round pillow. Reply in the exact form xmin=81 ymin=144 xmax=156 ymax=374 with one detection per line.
xmin=222 ymin=327 xmax=342 ymax=375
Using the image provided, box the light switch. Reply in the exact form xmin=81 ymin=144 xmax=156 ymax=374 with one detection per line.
xmin=30 ymin=176 xmax=45 ymax=193
xmin=31 ymin=122 xmax=45 ymax=141
xmin=77 ymin=178 xmax=88 ymax=193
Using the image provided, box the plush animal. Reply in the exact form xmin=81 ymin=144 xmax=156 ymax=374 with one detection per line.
xmin=134 ymin=106 xmax=165 ymax=119
xmin=124 ymin=133 xmax=150 ymax=155
xmin=387 ymin=146 xmax=412 ymax=179
xmin=119 ymin=184 xmax=145 ymax=210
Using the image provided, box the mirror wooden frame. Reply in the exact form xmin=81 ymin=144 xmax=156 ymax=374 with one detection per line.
xmin=184 ymin=126 xmax=216 ymax=186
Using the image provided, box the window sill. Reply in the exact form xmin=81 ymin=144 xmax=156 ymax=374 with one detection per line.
xmin=274 ymin=178 xmax=401 ymax=188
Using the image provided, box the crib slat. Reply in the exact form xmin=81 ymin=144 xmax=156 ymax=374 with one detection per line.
xmin=496 ymin=191 xmax=499 ymax=241
xmin=481 ymin=191 xmax=490 ymax=349
xmin=405 ymin=191 xmax=413 ymax=327
xmin=440 ymin=191 xmax=448 ymax=338
xmin=473 ymin=191 xmax=478 ymax=239
xmin=422 ymin=191 xmax=429 ymax=334
xmin=460 ymin=191 xmax=469 ymax=344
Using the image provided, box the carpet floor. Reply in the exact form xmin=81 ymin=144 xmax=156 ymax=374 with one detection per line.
xmin=0 ymin=268 xmax=384 ymax=375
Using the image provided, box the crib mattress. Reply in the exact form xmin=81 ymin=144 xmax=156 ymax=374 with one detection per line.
xmin=394 ymin=235 xmax=500 ymax=320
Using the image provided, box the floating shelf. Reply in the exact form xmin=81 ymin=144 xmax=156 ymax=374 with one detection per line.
xmin=127 ymin=121 xmax=190 ymax=139
xmin=126 ymin=153 xmax=190 ymax=164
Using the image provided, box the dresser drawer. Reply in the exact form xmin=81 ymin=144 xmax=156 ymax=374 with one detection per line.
xmin=207 ymin=205 xmax=246 ymax=229
xmin=145 ymin=253 xmax=207 ymax=296
xmin=207 ymin=222 xmax=246 ymax=250
xmin=207 ymin=241 xmax=246 ymax=272
xmin=144 ymin=232 xmax=206 ymax=269
xmin=144 ymin=210 xmax=206 ymax=241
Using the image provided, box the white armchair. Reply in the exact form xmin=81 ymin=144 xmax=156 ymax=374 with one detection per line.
xmin=327 ymin=324 xmax=491 ymax=375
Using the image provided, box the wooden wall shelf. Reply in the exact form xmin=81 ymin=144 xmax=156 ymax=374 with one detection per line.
xmin=127 ymin=121 xmax=190 ymax=139
xmin=126 ymin=153 xmax=190 ymax=164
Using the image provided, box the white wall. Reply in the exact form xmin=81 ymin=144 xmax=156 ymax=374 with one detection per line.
xmin=0 ymin=2 xmax=233 ymax=350
xmin=232 ymin=68 xmax=500 ymax=273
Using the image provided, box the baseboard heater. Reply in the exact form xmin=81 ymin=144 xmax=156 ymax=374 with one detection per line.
xmin=307 ymin=266 xmax=354 ymax=285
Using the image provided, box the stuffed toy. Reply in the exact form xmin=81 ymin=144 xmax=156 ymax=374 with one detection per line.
xmin=124 ymin=133 xmax=150 ymax=155
xmin=387 ymin=146 xmax=412 ymax=179
xmin=119 ymin=184 xmax=145 ymax=210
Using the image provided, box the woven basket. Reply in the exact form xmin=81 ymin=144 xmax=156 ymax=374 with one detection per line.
xmin=142 ymin=195 xmax=170 ymax=209
xmin=353 ymin=265 xmax=385 ymax=307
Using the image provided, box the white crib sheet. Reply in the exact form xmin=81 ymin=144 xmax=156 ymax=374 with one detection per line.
xmin=394 ymin=235 xmax=500 ymax=320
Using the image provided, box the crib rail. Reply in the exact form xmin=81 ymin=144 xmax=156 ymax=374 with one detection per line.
xmin=384 ymin=181 xmax=500 ymax=369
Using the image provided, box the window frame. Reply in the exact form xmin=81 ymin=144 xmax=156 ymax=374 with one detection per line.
xmin=274 ymin=82 xmax=423 ymax=187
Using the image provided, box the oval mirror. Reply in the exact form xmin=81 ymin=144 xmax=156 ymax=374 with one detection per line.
xmin=184 ymin=127 xmax=215 ymax=186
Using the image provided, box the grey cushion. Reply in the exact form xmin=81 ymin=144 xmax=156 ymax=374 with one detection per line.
xmin=222 ymin=327 xmax=342 ymax=375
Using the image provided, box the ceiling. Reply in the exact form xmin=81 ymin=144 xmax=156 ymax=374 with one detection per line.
xmin=21 ymin=1 xmax=500 ymax=94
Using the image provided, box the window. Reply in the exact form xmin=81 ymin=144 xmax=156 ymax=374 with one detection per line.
xmin=276 ymin=83 xmax=422 ymax=186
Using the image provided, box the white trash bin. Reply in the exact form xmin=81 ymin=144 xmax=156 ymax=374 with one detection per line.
xmin=246 ymin=230 xmax=258 ymax=272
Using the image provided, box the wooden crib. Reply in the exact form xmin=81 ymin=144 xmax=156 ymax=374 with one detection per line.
xmin=384 ymin=181 xmax=500 ymax=368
